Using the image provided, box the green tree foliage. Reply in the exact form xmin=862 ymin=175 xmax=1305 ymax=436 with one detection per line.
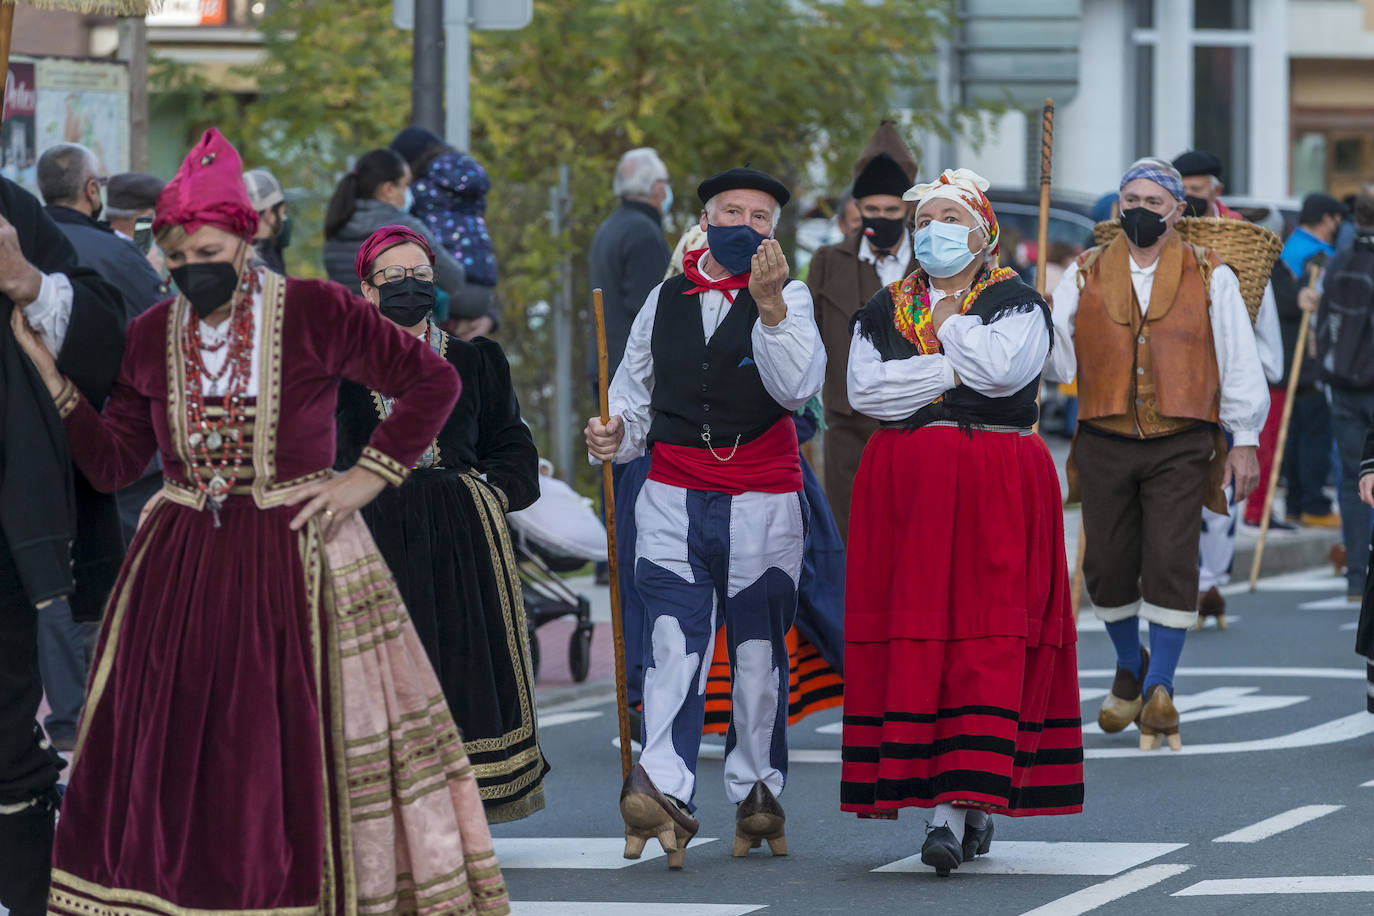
xmin=151 ymin=0 xmax=970 ymax=492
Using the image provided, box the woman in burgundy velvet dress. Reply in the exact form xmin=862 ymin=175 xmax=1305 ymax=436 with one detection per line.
xmin=11 ymin=129 xmax=510 ymax=916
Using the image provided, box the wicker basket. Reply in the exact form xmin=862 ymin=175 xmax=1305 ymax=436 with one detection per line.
xmin=1092 ymin=216 xmax=1283 ymax=324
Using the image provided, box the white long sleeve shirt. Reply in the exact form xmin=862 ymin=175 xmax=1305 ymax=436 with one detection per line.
xmin=846 ymin=286 xmax=1050 ymax=422
xmin=605 ymin=278 xmax=826 ymax=464
xmin=858 ymin=232 xmax=910 ymax=288
xmin=1045 ymin=257 xmax=1270 ymax=446
xmin=23 ymin=272 xmax=75 ymax=357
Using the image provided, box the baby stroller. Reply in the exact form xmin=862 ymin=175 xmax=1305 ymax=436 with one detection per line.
xmin=506 ymin=460 xmax=607 ymax=682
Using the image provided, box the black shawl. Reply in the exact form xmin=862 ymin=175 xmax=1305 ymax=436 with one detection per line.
xmin=0 ymin=178 xmax=125 ymax=618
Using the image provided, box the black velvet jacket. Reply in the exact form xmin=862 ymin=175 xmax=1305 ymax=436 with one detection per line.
xmin=335 ymin=331 xmax=539 ymax=511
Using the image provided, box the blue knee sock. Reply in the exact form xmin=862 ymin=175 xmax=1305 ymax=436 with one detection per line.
xmin=1103 ymin=618 xmax=1143 ymax=679
xmin=1142 ymin=623 xmax=1187 ymax=694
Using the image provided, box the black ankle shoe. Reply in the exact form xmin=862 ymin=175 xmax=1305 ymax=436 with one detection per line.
xmin=921 ymin=824 xmax=963 ymax=877
xmin=962 ymin=817 xmax=994 ymax=859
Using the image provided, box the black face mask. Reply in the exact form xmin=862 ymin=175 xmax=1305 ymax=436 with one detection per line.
xmin=275 ymin=214 xmax=293 ymax=250
xmin=1183 ymin=195 xmax=1211 ymax=218
xmin=1120 ymin=206 xmax=1170 ymax=248
xmin=378 ymin=277 xmax=435 ymax=327
xmin=861 ymin=216 xmax=906 ymax=252
xmin=171 ymin=261 xmax=242 ymax=320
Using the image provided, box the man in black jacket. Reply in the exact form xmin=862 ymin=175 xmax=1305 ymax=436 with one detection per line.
xmin=1316 ymin=185 xmax=1374 ymax=600
xmin=0 ymin=177 xmax=124 ymax=916
xmin=37 ymin=143 xmax=166 ymax=325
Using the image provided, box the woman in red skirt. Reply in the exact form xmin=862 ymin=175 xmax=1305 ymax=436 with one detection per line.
xmin=840 ymin=168 xmax=1083 ymax=876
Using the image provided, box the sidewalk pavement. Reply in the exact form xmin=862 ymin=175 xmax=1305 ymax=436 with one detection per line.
xmin=534 ymin=432 xmax=1345 ymax=706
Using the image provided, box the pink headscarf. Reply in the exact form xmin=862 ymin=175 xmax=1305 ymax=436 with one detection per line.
xmin=354 ymin=224 xmax=434 ymax=282
xmin=154 ymin=128 xmax=259 ymax=240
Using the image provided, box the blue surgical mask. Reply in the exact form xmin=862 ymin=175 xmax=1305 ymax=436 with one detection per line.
xmin=706 ymin=222 xmax=769 ymax=276
xmin=660 ymin=183 xmax=673 ymax=216
xmin=912 ymin=221 xmax=980 ymax=278
xmin=402 ymin=186 xmax=414 ymax=213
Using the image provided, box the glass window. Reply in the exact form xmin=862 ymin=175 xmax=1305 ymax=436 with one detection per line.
xmin=1193 ymin=45 xmax=1250 ymax=193
xmin=1195 ymin=0 xmax=1251 ymax=30
xmin=1135 ymin=0 xmax=1155 ymax=29
xmin=1334 ymin=137 xmax=1363 ymax=174
xmin=1291 ymin=133 xmax=1327 ymax=198
xmin=1135 ymin=44 xmax=1154 ymax=159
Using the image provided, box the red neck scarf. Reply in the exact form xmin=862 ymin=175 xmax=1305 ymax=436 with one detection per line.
xmin=682 ymin=248 xmax=751 ymax=302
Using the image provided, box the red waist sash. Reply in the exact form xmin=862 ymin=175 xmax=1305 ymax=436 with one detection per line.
xmin=648 ymin=416 xmax=802 ymax=495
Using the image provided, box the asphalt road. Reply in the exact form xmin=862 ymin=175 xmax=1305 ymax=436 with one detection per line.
xmin=500 ymin=567 xmax=1374 ymax=915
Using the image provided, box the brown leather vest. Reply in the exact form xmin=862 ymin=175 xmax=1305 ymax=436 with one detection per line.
xmin=1075 ymin=233 xmax=1223 ymax=439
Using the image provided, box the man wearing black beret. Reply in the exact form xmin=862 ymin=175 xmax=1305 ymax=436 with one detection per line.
xmin=585 ymin=166 xmax=825 ymax=867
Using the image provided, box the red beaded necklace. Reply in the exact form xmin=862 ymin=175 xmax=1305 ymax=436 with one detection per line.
xmin=181 ymin=268 xmax=259 ymax=526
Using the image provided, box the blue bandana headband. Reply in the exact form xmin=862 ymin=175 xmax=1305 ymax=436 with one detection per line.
xmin=1119 ymin=158 xmax=1185 ymax=202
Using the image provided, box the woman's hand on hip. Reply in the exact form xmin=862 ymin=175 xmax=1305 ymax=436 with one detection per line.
xmin=286 ymin=466 xmax=388 ymax=541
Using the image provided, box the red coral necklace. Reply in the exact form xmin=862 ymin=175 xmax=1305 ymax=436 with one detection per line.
xmin=181 ymin=268 xmax=259 ymax=527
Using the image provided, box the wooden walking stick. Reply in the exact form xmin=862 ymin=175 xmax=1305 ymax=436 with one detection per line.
xmin=1034 ymin=99 xmax=1055 ymax=296
xmin=1249 ymin=264 xmax=1321 ymax=590
xmin=594 ymin=288 xmax=633 ymax=780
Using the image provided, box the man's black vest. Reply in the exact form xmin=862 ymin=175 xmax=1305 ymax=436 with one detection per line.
xmin=850 ymin=271 xmax=1053 ymax=430
xmin=648 ymin=274 xmax=789 ymax=449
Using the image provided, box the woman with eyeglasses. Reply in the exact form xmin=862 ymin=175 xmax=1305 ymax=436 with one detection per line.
xmin=336 ymin=224 xmax=549 ymax=823
xmin=322 ymin=148 xmax=488 ymax=320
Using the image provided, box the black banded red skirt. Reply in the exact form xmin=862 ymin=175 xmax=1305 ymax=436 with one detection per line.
xmin=840 ymin=425 xmax=1083 ymax=818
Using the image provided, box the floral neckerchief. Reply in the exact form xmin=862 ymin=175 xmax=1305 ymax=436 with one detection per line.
xmin=889 ymin=265 xmax=1019 ymax=354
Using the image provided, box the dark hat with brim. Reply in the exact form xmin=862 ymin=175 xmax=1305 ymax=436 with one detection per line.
xmin=853 ymin=152 xmax=911 ymax=200
xmin=106 ymin=171 xmax=165 ymax=211
xmin=1299 ymin=192 xmax=1348 ymax=225
xmin=1172 ymin=149 xmax=1223 ymax=179
xmin=697 ymin=167 xmax=790 ymax=208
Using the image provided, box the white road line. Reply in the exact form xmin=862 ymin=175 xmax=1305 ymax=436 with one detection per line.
xmin=511 ymin=905 xmax=765 ymax=915
xmin=1078 ymin=667 xmax=1366 ymax=680
xmin=1213 ymin=805 xmax=1344 ymax=843
xmin=1085 ymin=712 xmax=1374 ymax=758
xmin=1016 ymin=864 xmax=1193 ymax=915
xmin=1361 ymin=779 xmax=1374 ymax=787
xmin=537 ymin=710 xmax=602 ymax=728
xmin=814 ymin=721 xmax=842 ymax=735
xmin=1174 ymin=876 xmax=1374 ymax=896
xmin=1340 ymin=621 xmax=1360 ymax=630
xmin=494 ymin=837 xmax=717 ymax=869
xmin=1299 ymin=596 xmax=1362 ymax=611
xmin=872 ymin=841 xmax=1186 ymax=876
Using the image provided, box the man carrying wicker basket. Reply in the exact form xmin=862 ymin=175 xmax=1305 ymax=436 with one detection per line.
xmin=1044 ymin=158 xmax=1270 ymax=751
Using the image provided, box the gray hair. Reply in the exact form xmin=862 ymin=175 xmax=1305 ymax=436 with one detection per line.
xmin=613 ymin=147 xmax=667 ymax=199
xmin=704 ymin=192 xmax=781 ymax=231
xmin=37 ymin=143 xmax=98 ymax=206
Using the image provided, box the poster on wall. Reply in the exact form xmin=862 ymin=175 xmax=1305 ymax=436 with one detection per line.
xmin=35 ymin=57 xmax=130 ymax=181
xmin=2 ymin=62 xmax=37 ymax=187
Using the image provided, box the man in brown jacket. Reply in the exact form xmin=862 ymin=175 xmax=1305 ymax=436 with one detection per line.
xmin=1045 ymin=157 xmax=1268 ymax=754
xmin=807 ymin=122 xmax=917 ymax=541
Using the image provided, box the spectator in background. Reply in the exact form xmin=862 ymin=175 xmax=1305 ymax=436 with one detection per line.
xmin=37 ymin=144 xmax=165 ymax=325
xmin=322 ymin=148 xmax=482 ymax=321
xmin=1316 ymin=185 xmax=1374 ymax=601
xmin=1277 ymin=192 xmax=1347 ymax=529
xmin=836 ymin=186 xmax=862 ymax=239
xmin=103 ymin=171 xmax=165 ymax=277
xmin=244 ymin=167 xmax=291 ymax=274
xmin=391 ymin=126 xmax=497 ymax=337
xmin=585 ymin=147 xmax=670 ymax=602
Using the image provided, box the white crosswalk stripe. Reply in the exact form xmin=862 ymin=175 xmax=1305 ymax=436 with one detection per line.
xmin=1174 ymin=876 xmax=1374 ymax=896
xmin=872 ymin=841 xmax=1186 ymax=876
xmin=1213 ymin=805 xmax=1344 ymax=843
xmin=1016 ymin=864 xmax=1194 ymax=916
